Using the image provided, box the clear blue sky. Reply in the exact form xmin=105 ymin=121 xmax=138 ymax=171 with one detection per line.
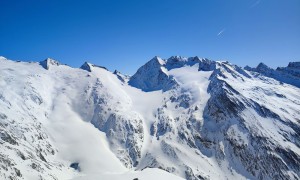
xmin=0 ymin=0 xmax=299 ymax=74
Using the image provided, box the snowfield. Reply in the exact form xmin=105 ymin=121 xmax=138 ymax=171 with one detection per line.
xmin=0 ymin=56 xmax=299 ymax=180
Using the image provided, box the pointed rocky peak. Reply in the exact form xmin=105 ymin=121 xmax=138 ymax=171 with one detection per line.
xmin=188 ymin=56 xmax=201 ymax=62
xmin=39 ymin=58 xmax=61 ymax=70
xmin=129 ymin=56 xmax=177 ymax=92
xmin=130 ymin=56 xmax=166 ymax=76
xmin=80 ymin=62 xmax=108 ymax=72
xmin=249 ymin=62 xmax=275 ymax=76
xmin=146 ymin=56 xmax=166 ymax=67
xmin=256 ymin=62 xmax=272 ymax=71
xmin=243 ymin=63 xmax=270 ymax=73
xmin=244 ymin=65 xmax=253 ymax=71
xmin=80 ymin=62 xmax=93 ymax=72
xmin=244 ymin=63 xmax=271 ymax=72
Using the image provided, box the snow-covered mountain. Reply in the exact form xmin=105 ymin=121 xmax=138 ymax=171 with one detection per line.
xmin=245 ymin=62 xmax=300 ymax=88
xmin=0 ymin=56 xmax=299 ymax=180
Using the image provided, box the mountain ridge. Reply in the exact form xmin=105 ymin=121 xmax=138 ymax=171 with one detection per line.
xmin=0 ymin=56 xmax=299 ymax=180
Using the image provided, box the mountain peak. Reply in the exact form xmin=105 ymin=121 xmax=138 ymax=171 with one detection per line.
xmin=245 ymin=61 xmax=300 ymax=87
xmin=189 ymin=56 xmax=201 ymax=61
xmin=129 ymin=56 xmax=219 ymax=91
xmin=149 ymin=56 xmax=166 ymax=66
xmin=244 ymin=65 xmax=252 ymax=70
xmin=128 ymin=56 xmax=177 ymax=91
xmin=80 ymin=62 xmax=108 ymax=72
xmin=80 ymin=62 xmax=93 ymax=72
xmin=39 ymin=58 xmax=61 ymax=70
xmin=287 ymin=62 xmax=300 ymax=69
xmin=256 ymin=62 xmax=271 ymax=70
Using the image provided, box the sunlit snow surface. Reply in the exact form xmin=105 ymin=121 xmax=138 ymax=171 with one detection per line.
xmin=0 ymin=58 xmax=183 ymax=179
xmin=0 ymin=56 xmax=299 ymax=180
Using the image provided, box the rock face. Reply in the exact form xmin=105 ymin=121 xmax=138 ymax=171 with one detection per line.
xmin=0 ymin=56 xmax=300 ymax=180
xmin=80 ymin=62 xmax=108 ymax=72
xmin=165 ymin=56 xmax=217 ymax=71
xmin=113 ymin=70 xmax=129 ymax=83
xmin=39 ymin=58 xmax=61 ymax=70
xmin=129 ymin=56 xmax=178 ymax=91
xmin=277 ymin=62 xmax=300 ymax=78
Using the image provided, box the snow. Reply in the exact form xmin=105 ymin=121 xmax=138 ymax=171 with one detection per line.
xmin=0 ymin=58 xmax=183 ymax=179
xmin=73 ymin=168 xmax=183 ymax=180
xmin=47 ymin=94 xmax=127 ymax=174
xmin=168 ymin=64 xmax=212 ymax=106
xmin=0 ymin=56 xmax=300 ymax=180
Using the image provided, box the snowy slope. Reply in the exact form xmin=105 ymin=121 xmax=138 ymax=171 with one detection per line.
xmin=0 ymin=56 xmax=300 ymax=180
xmin=0 ymin=57 xmax=182 ymax=180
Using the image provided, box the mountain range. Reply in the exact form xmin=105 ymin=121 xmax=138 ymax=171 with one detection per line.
xmin=0 ymin=56 xmax=299 ymax=180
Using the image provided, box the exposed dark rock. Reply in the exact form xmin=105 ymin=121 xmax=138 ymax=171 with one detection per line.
xmin=70 ymin=162 xmax=80 ymax=171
